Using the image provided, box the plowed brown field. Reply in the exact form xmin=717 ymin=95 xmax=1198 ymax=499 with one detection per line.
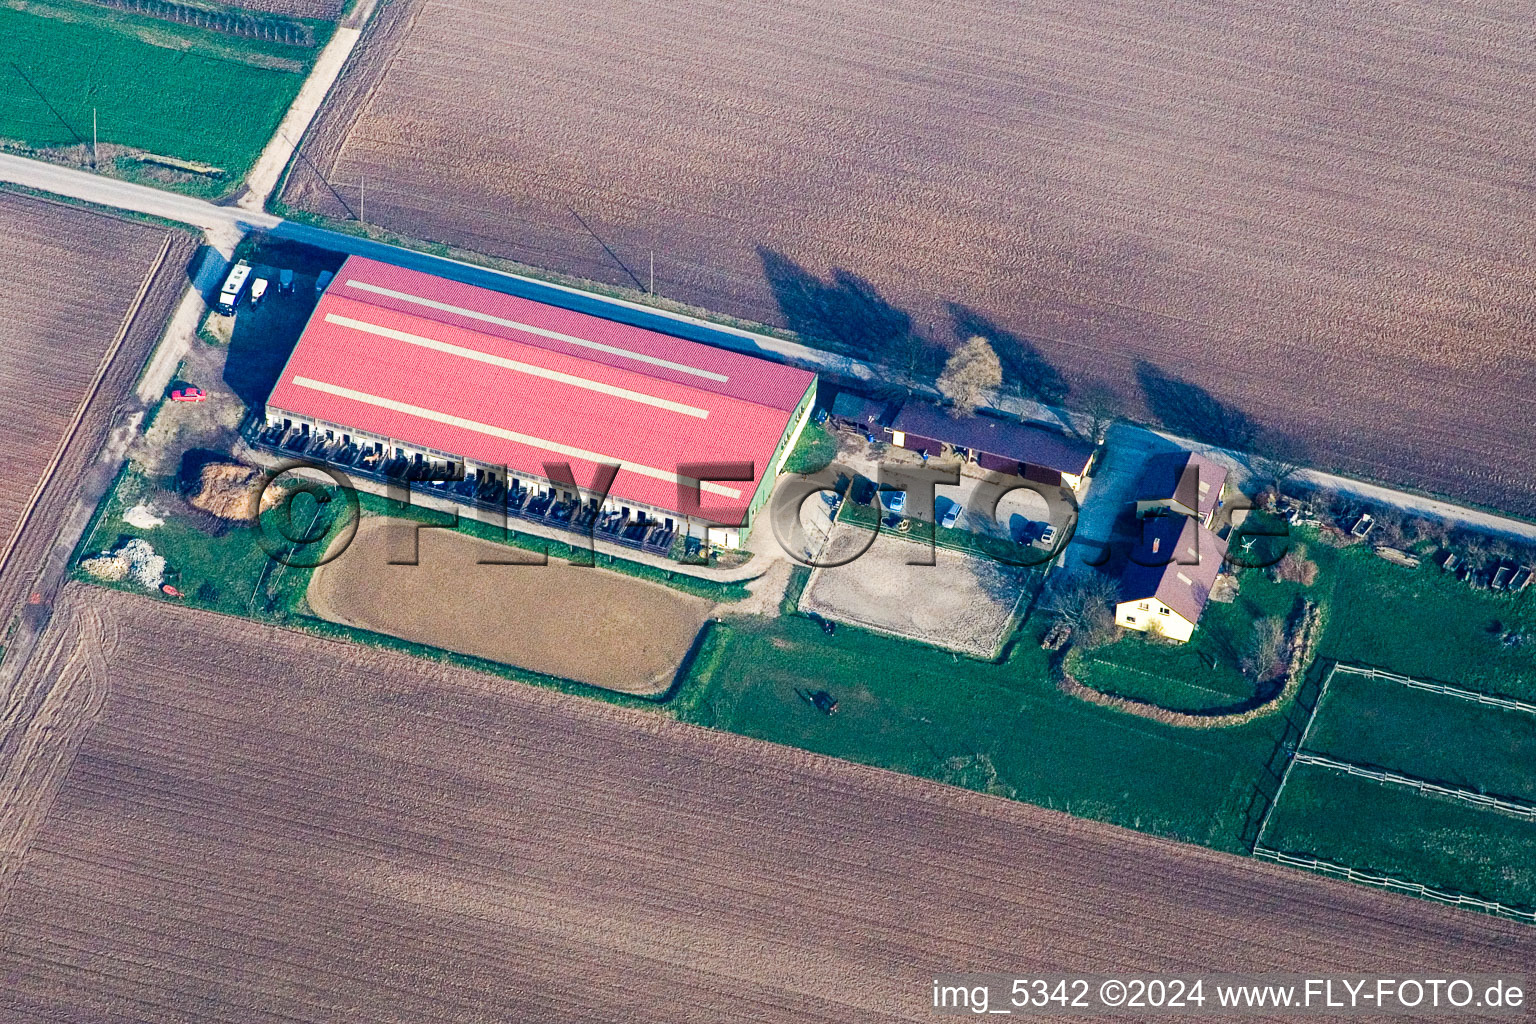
xmin=0 ymin=192 xmax=194 ymax=622
xmin=285 ymin=0 xmax=1536 ymax=516
xmin=0 ymin=584 xmax=1531 ymax=1023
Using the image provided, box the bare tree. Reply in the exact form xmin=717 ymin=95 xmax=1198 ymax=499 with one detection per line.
xmin=936 ymin=336 xmax=1002 ymax=415
xmin=1250 ymin=432 xmax=1310 ymax=495
xmin=1046 ymin=570 xmax=1122 ymax=649
xmin=1410 ymin=516 xmax=1451 ymax=548
xmin=1271 ymin=548 xmax=1319 ymax=586
xmin=1319 ymin=490 xmax=1360 ymax=528
xmin=1072 ymin=384 xmax=1120 ymax=445
xmin=1241 ymin=615 xmax=1287 ymax=679
xmin=1300 ymin=488 xmax=1332 ymax=520
xmin=1371 ymin=507 xmax=1408 ymax=549
xmin=1456 ymin=531 xmax=1492 ymax=571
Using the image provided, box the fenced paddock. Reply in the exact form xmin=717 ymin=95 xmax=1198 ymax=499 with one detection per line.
xmin=1333 ymin=664 xmax=1536 ymax=716
xmin=1252 ymin=847 xmax=1536 ymax=926
xmin=1254 ymin=662 xmax=1536 ymax=923
xmin=798 ymin=520 xmax=1033 ymax=658
xmin=1303 ymin=663 xmax=1536 ymax=804
xmin=1290 ymin=752 xmax=1536 ymax=822
xmin=307 ymin=517 xmax=711 ymax=694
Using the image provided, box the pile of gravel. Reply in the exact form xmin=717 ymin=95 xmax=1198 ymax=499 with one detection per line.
xmin=82 ymin=538 xmax=166 ymax=590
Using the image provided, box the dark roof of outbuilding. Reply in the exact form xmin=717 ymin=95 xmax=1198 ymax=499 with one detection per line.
xmin=888 ymin=401 xmax=1095 ymax=474
xmin=830 ymin=391 xmax=890 ymax=427
xmin=1118 ymin=515 xmax=1229 ymax=626
xmin=1135 ymin=451 xmax=1228 ymax=517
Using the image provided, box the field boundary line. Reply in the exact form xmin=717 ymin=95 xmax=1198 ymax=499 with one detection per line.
xmin=1332 ymin=664 xmax=1536 ymax=716
xmin=1250 ymin=662 xmax=1337 ymax=850
xmin=1079 ymin=656 xmax=1246 ymax=701
xmin=1252 ymin=845 xmax=1536 ymax=926
xmin=1292 ymin=751 xmax=1536 ymax=821
xmin=0 ymin=232 xmax=174 ymax=586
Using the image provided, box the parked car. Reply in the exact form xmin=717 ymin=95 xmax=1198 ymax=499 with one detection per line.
xmin=315 ymin=270 xmax=334 ymax=293
xmin=939 ymin=502 xmax=962 ymax=529
xmin=249 ymin=278 xmax=269 ymax=306
xmin=1036 ymin=523 xmax=1057 ymax=546
xmin=879 ymin=489 xmax=906 ymax=515
xmin=277 ymin=268 xmax=295 ymax=293
xmin=170 ymin=386 xmax=207 ymax=402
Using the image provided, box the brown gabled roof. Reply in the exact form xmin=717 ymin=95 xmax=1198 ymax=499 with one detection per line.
xmin=1135 ymin=451 xmax=1228 ymax=518
xmin=888 ymin=401 xmax=1095 ymax=475
xmin=1118 ymin=516 xmax=1229 ymax=626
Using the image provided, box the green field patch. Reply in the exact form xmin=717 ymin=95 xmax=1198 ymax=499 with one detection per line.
xmin=75 ymin=465 xmax=316 ymax=618
xmin=781 ymin=418 xmax=837 ymax=475
xmin=1314 ymin=543 xmax=1536 ymax=700
xmin=1264 ymin=763 xmax=1536 ymax=912
xmin=674 ymin=615 xmax=1290 ymax=852
xmin=0 ymin=0 xmax=321 ymax=185
xmin=1067 ymin=566 xmax=1308 ymax=713
xmin=1069 ymin=637 xmax=1253 ymax=713
xmin=1307 ymin=669 xmax=1536 ymax=803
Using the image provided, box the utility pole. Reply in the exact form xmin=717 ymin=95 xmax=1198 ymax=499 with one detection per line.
xmin=91 ymin=107 xmax=96 ymax=168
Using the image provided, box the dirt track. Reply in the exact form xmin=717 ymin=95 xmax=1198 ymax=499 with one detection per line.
xmin=286 ymin=0 xmax=1536 ymax=516
xmin=307 ymin=516 xmax=710 ymax=692
xmin=0 ymin=584 xmax=1531 ymax=1023
xmin=0 ymin=191 xmax=195 ymax=623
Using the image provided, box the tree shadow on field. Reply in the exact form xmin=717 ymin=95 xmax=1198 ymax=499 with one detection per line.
xmin=758 ymin=247 xmax=944 ymax=378
xmin=1136 ymin=361 xmax=1259 ymax=450
xmin=947 ymin=302 xmax=1068 ymax=405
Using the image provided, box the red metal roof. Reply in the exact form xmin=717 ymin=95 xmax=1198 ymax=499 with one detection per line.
xmin=268 ymin=257 xmax=815 ymax=523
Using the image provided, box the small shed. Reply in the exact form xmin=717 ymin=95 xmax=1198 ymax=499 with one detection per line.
xmin=829 ymin=392 xmax=892 ymax=434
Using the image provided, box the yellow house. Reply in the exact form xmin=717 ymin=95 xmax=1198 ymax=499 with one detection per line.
xmin=1114 ymin=515 xmax=1228 ymax=643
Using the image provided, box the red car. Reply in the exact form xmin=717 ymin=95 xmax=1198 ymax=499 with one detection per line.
xmin=171 ymin=387 xmax=207 ymax=402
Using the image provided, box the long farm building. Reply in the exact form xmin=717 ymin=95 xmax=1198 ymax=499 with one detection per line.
xmin=260 ymin=257 xmax=816 ymax=550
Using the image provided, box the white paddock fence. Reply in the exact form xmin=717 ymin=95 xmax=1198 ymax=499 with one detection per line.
xmin=1293 ymin=751 xmax=1536 ymax=821
xmin=1331 ymin=663 xmax=1536 ymax=716
xmin=1250 ymin=662 xmax=1536 ymax=926
xmin=1252 ymin=846 xmax=1536 ymax=925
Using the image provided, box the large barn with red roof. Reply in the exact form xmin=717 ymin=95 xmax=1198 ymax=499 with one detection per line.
xmin=262 ymin=257 xmax=817 ymax=549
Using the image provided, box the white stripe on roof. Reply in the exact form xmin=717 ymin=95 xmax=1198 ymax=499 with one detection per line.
xmin=325 ymin=313 xmax=709 ymax=420
xmin=342 ymin=278 xmax=731 ymax=383
xmin=290 ymin=376 xmax=744 ymax=499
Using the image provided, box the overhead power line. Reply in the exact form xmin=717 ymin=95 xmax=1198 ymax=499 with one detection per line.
xmin=10 ymin=62 xmax=87 ymax=150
